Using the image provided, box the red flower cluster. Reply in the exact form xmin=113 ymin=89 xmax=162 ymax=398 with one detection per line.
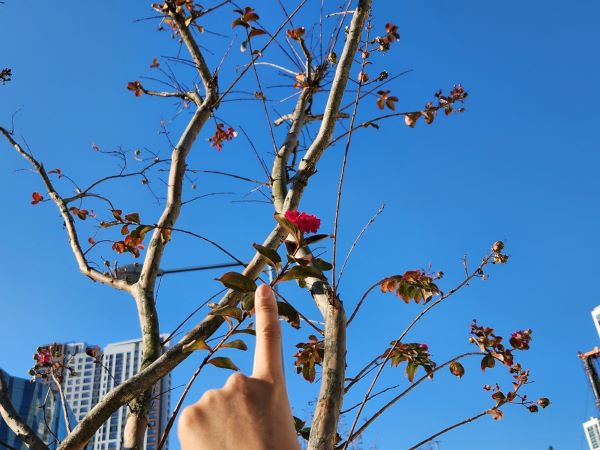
xmin=35 ymin=349 xmax=53 ymax=365
xmin=209 ymin=123 xmax=237 ymax=151
xmin=285 ymin=210 xmax=321 ymax=234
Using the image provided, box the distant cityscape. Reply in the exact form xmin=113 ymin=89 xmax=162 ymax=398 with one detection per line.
xmin=0 ymin=337 xmax=171 ymax=450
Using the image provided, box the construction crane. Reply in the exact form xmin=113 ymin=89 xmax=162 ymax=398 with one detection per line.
xmin=579 ymin=347 xmax=600 ymax=410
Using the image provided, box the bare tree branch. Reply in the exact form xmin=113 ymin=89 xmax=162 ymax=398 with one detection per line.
xmin=0 ymin=127 xmax=132 ymax=292
xmin=122 ymin=5 xmax=220 ymax=448
xmin=408 ymin=411 xmax=487 ymax=450
xmin=339 ymin=352 xmax=481 ymax=447
xmin=343 ymin=254 xmax=494 ymax=449
xmin=283 ymin=0 xmax=371 ymax=213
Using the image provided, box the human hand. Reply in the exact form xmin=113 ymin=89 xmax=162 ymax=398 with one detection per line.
xmin=178 ymin=284 xmax=301 ymax=450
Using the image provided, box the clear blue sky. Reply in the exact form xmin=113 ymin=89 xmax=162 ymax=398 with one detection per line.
xmin=1 ymin=1 xmax=599 ymax=449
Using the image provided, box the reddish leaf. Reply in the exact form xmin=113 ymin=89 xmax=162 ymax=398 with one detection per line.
xmin=127 ymin=81 xmax=143 ymax=97
xmin=31 ymin=192 xmax=43 ymax=205
xmin=481 ymin=354 xmax=496 ymax=371
xmin=248 ymin=28 xmax=266 ymax=39
xmin=111 ymin=209 xmax=123 ymax=221
xmin=150 ymin=58 xmax=160 ymax=68
xmin=70 ymin=207 xmax=89 ymax=220
xmin=487 ymin=408 xmax=503 ymax=421
xmin=286 ymin=27 xmax=305 ymax=40
xmin=124 ymin=212 xmax=141 ymax=224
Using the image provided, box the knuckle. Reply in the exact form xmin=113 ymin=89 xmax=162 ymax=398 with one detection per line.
xmin=255 ymin=302 xmax=278 ymax=316
xmin=199 ymin=388 xmax=219 ymax=405
xmin=225 ymin=372 xmax=248 ymax=389
xmin=178 ymin=405 xmax=202 ymax=430
xmin=258 ymin=322 xmax=281 ymax=340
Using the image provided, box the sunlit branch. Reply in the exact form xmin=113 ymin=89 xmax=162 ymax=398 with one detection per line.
xmin=0 ymin=127 xmax=132 ymax=292
xmin=342 ymin=254 xmax=494 ymax=449
xmin=408 ymin=411 xmax=487 ymax=450
xmin=331 ymin=23 xmax=372 ymax=290
xmin=340 ymin=352 xmax=481 ymax=447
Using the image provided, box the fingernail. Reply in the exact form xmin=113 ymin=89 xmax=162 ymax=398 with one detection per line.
xmin=256 ymin=284 xmax=271 ymax=299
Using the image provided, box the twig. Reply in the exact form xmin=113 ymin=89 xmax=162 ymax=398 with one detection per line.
xmin=331 ymin=29 xmax=372 ymax=289
xmin=337 ymin=203 xmax=384 ymax=290
xmin=217 ymin=0 xmax=309 ymax=103
xmin=339 ymin=352 xmax=481 ymax=447
xmin=346 ymin=278 xmax=383 ymax=327
xmin=247 ymin=35 xmax=278 ymax=155
xmin=51 ymin=372 xmax=73 ymax=434
xmin=408 ymin=411 xmax=487 ymax=450
xmin=188 ymin=169 xmax=269 ymax=186
xmin=0 ymin=127 xmax=132 ymax=292
xmin=342 ymin=254 xmax=493 ymax=449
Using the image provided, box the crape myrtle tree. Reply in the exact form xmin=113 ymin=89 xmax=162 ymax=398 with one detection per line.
xmin=0 ymin=1 xmax=549 ymax=450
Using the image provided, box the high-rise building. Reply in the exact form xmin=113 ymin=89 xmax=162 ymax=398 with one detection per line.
xmin=0 ymin=369 xmax=70 ymax=450
xmin=92 ymin=338 xmax=171 ymax=450
xmin=46 ymin=337 xmax=171 ymax=450
xmin=592 ymin=306 xmax=600 ymax=341
xmin=584 ymin=417 xmax=600 ymax=450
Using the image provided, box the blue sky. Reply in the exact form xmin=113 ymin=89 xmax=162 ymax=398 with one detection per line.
xmin=1 ymin=1 xmax=599 ymax=449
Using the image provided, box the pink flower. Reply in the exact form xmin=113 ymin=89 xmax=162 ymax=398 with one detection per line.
xmin=285 ymin=210 xmax=321 ymax=234
xmin=419 ymin=344 xmax=429 ymax=351
xmin=35 ymin=350 xmax=52 ymax=365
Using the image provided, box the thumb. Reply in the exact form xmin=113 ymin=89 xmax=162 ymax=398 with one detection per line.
xmin=252 ymin=284 xmax=284 ymax=382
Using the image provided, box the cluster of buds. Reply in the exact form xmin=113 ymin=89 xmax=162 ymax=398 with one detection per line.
xmin=28 ymin=345 xmax=71 ymax=384
xmin=491 ymin=240 xmax=509 ymax=264
xmin=209 ymin=123 xmax=237 ymax=151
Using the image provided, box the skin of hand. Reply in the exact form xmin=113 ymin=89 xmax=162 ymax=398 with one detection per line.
xmin=178 ymin=284 xmax=301 ymax=450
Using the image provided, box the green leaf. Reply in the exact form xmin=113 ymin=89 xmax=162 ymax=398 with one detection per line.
xmin=303 ymin=234 xmax=329 ymax=246
xmin=208 ymin=305 xmax=243 ymax=322
xmin=183 ymin=339 xmax=212 ymax=352
xmin=207 ymin=357 xmax=239 ymax=371
xmin=405 ymin=362 xmax=418 ymax=382
xmin=293 ymin=416 xmax=306 ymax=432
xmin=278 ymin=265 xmax=323 ymax=283
xmin=241 ymin=292 xmax=255 ymax=312
xmin=132 ymin=225 xmax=154 ymax=239
xmin=313 ymin=258 xmax=333 ymax=271
xmin=217 ymin=272 xmax=257 ymax=293
xmin=274 ymin=213 xmax=301 ymax=242
xmin=252 ymin=243 xmax=282 ymax=269
xmin=277 ymin=302 xmax=301 ymax=329
xmin=233 ymin=328 xmax=256 ymax=336
xmin=222 ymin=339 xmax=248 ymax=351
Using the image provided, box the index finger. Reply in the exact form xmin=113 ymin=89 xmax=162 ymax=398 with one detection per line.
xmin=252 ymin=284 xmax=284 ymax=382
